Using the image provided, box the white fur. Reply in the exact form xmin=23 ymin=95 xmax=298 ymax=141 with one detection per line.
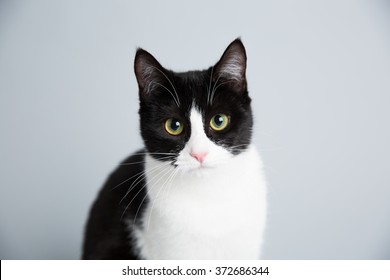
xmin=130 ymin=109 xmax=267 ymax=259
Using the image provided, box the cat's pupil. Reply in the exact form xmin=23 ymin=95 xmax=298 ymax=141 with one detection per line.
xmin=214 ymin=115 xmax=224 ymax=127
xmin=171 ymin=119 xmax=181 ymax=131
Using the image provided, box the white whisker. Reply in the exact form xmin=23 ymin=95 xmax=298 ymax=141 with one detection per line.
xmin=119 ymin=161 xmax=171 ymax=204
xmin=146 ymin=167 xmax=178 ymax=231
xmin=211 ymin=80 xmax=230 ymax=103
xmin=154 ymin=82 xmax=180 ymax=107
xmin=130 ymin=152 xmax=177 ymax=156
xmin=110 ymin=169 xmax=146 ymax=192
xmin=165 ymin=168 xmax=181 ymax=200
xmin=121 ymin=162 xmax=172 ymax=221
xmin=150 ymin=65 xmax=180 ymax=106
xmin=120 ymin=155 xmax=174 ymax=166
xmin=210 ymin=72 xmax=223 ymax=105
xmin=207 ymin=67 xmax=214 ymax=105
xmin=131 ymin=164 xmax=174 ymax=225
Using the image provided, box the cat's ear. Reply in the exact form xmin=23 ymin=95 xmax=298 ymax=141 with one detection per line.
xmin=213 ymin=38 xmax=247 ymax=93
xmin=134 ymin=48 xmax=166 ymax=96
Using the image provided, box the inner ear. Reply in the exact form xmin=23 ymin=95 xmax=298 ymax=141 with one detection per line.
xmin=134 ymin=49 xmax=166 ymax=96
xmin=213 ymin=38 xmax=247 ymax=92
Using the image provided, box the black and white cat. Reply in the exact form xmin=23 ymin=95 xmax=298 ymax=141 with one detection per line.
xmin=82 ymin=39 xmax=267 ymax=260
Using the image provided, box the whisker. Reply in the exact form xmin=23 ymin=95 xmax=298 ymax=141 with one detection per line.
xmin=154 ymin=82 xmax=180 ymax=107
xmin=110 ymin=169 xmax=146 ymax=192
xmin=120 ymin=162 xmax=172 ymax=221
xmin=207 ymin=66 xmax=214 ymax=105
xmin=164 ymin=167 xmax=179 ymax=206
xmin=119 ymin=161 xmax=171 ymax=203
xmin=111 ymin=155 xmax=176 ymax=191
xmin=130 ymin=164 xmax=174 ymax=225
xmin=120 ymin=155 xmax=174 ymax=166
xmin=145 ymin=167 xmax=178 ymax=231
xmin=226 ymin=144 xmax=283 ymax=153
xmin=225 ymin=143 xmax=251 ymax=148
xmin=161 ymin=167 xmax=175 ymax=204
xmin=111 ymin=162 xmax=170 ymax=192
xmin=150 ymin=65 xmax=180 ymax=106
xmin=210 ymin=72 xmax=223 ymax=105
xmin=211 ymin=81 xmax=231 ymax=104
xmin=129 ymin=152 xmax=177 ymax=156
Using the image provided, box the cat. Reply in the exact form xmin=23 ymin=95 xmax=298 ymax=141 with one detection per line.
xmin=82 ymin=38 xmax=267 ymax=260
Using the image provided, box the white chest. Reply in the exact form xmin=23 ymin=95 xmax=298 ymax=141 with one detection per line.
xmin=131 ymin=146 xmax=267 ymax=259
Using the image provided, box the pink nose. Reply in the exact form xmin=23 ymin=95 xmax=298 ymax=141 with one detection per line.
xmin=190 ymin=152 xmax=208 ymax=163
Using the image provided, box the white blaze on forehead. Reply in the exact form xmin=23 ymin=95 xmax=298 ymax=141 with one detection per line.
xmin=188 ymin=108 xmax=210 ymax=154
xmin=175 ymin=106 xmax=232 ymax=171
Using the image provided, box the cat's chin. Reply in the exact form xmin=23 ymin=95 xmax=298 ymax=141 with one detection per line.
xmin=179 ymin=164 xmax=217 ymax=177
xmin=189 ymin=168 xmax=214 ymax=178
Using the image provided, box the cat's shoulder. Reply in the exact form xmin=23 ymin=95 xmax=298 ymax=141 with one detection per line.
xmin=82 ymin=149 xmax=147 ymax=259
xmin=96 ymin=149 xmax=147 ymax=200
xmin=106 ymin=149 xmax=146 ymax=183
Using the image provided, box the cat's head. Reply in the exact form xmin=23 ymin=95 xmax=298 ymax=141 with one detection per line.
xmin=134 ymin=39 xmax=253 ymax=173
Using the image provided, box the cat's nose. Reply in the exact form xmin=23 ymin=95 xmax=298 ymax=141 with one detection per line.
xmin=190 ymin=152 xmax=208 ymax=163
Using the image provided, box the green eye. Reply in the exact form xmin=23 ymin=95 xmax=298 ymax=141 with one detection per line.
xmin=165 ymin=118 xmax=184 ymax=136
xmin=210 ymin=114 xmax=229 ymax=131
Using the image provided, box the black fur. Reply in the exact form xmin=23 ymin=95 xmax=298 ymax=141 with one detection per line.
xmin=82 ymin=151 xmax=147 ymax=259
xmin=82 ymin=39 xmax=253 ymax=259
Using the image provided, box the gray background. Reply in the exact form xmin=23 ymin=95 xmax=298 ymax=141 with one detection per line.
xmin=1 ymin=0 xmax=389 ymax=259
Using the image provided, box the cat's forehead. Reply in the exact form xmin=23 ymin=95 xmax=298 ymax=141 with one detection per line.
xmin=167 ymin=70 xmax=210 ymax=109
xmin=156 ymin=68 xmax=243 ymax=117
xmin=174 ymin=70 xmax=209 ymax=86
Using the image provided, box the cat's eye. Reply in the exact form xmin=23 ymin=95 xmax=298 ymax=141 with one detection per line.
xmin=164 ymin=118 xmax=184 ymax=136
xmin=210 ymin=114 xmax=229 ymax=131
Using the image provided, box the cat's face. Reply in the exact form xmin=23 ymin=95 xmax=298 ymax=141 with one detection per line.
xmin=134 ymin=39 xmax=253 ymax=174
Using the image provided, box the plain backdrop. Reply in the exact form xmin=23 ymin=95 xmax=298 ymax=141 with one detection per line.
xmin=1 ymin=0 xmax=390 ymax=259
